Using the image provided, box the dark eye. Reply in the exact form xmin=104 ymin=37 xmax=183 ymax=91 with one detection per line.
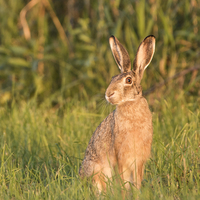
xmin=125 ymin=77 xmax=132 ymax=84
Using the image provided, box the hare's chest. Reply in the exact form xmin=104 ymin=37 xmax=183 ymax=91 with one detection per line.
xmin=113 ymin=113 xmax=149 ymax=147
xmin=113 ymin=116 xmax=135 ymax=148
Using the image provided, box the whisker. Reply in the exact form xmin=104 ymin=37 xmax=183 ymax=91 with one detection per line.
xmin=97 ymin=98 xmax=107 ymax=113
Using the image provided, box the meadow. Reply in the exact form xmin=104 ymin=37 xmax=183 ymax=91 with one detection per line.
xmin=0 ymin=94 xmax=199 ymax=199
xmin=0 ymin=0 xmax=200 ymax=199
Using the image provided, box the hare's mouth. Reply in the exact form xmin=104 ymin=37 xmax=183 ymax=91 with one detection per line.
xmin=107 ymin=92 xmax=115 ymax=98
xmin=105 ymin=92 xmax=115 ymax=103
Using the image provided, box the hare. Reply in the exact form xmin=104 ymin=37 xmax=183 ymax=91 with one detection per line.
xmin=79 ymin=35 xmax=155 ymax=192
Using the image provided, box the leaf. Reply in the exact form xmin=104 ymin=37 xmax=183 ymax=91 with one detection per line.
xmin=79 ymin=34 xmax=92 ymax=43
xmin=0 ymin=47 xmax=10 ymax=55
xmin=77 ymin=45 xmax=95 ymax=52
xmin=114 ymin=18 xmax=123 ymax=37
xmin=136 ymin=0 xmax=145 ymax=39
xmin=7 ymin=57 xmax=30 ymax=67
xmin=10 ymin=46 xmax=29 ymax=56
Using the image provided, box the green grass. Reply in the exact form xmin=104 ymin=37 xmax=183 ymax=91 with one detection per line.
xmin=0 ymin=93 xmax=199 ymax=199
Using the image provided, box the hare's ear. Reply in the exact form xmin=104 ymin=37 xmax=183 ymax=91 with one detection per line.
xmin=133 ymin=35 xmax=155 ymax=84
xmin=109 ymin=36 xmax=131 ymax=73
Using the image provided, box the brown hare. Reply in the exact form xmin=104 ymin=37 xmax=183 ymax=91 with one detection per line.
xmin=79 ymin=35 xmax=155 ymax=193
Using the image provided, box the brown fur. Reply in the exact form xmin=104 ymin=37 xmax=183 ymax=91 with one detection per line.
xmin=79 ymin=35 xmax=156 ymax=192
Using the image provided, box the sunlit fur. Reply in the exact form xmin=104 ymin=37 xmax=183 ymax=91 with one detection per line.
xmin=79 ymin=35 xmax=155 ymax=193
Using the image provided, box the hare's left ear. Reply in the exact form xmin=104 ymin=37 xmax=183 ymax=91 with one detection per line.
xmin=109 ymin=36 xmax=131 ymax=73
xmin=133 ymin=35 xmax=155 ymax=84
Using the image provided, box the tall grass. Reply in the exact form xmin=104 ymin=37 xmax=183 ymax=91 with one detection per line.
xmin=0 ymin=93 xmax=199 ymax=199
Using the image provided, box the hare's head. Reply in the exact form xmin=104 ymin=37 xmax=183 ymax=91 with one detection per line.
xmin=105 ymin=35 xmax=155 ymax=105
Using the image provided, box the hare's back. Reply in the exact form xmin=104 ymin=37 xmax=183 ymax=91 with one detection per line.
xmin=84 ymin=111 xmax=115 ymax=159
xmin=79 ymin=111 xmax=115 ymax=178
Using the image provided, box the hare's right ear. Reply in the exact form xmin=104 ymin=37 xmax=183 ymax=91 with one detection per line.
xmin=133 ymin=35 xmax=155 ymax=84
xmin=109 ymin=36 xmax=131 ymax=73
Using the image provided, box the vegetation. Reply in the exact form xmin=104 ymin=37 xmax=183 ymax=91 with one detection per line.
xmin=0 ymin=0 xmax=199 ymax=199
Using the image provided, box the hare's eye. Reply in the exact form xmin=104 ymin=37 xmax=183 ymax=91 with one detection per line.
xmin=125 ymin=77 xmax=132 ymax=84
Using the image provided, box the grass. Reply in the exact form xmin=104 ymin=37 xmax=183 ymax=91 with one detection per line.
xmin=0 ymin=92 xmax=199 ymax=199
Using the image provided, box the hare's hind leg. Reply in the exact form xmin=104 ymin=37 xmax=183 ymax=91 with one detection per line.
xmin=92 ymin=173 xmax=103 ymax=193
xmin=92 ymin=165 xmax=112 ymax=193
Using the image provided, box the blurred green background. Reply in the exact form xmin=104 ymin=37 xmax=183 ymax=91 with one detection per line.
xmin=0 ymin=0 xmax=199 ymax=199
xmin=0 ymin=0 xmax=200 ymax=106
